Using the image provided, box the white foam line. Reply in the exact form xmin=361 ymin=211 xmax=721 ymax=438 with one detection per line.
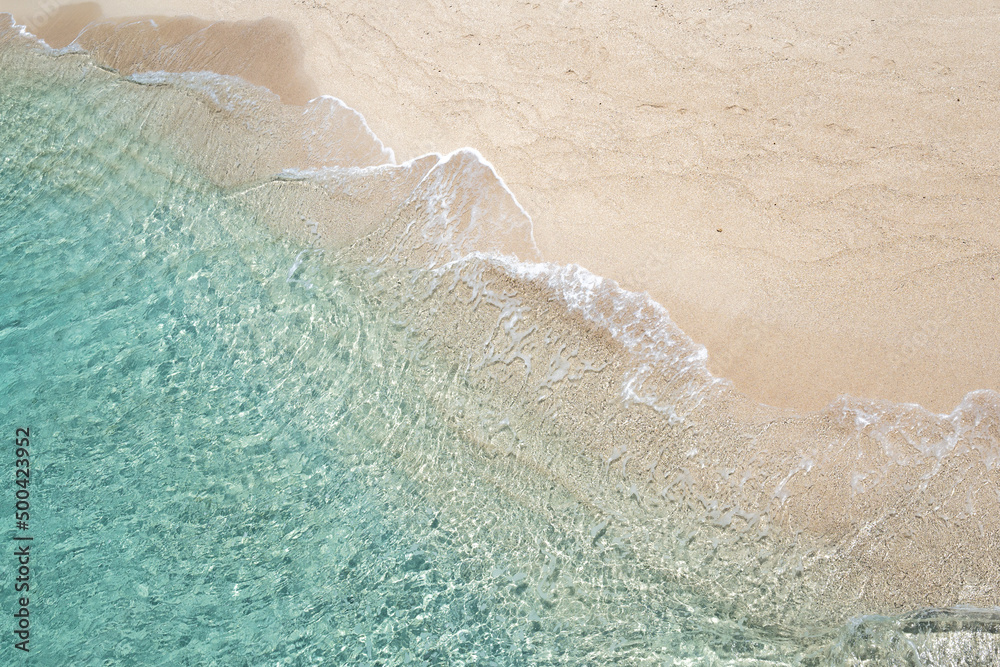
xmin=393 ymin=147 xmax=540 ymax=256
xmin=1 ymin=12 xmax=33 ymax=40
xmin=290 ymin=86 xmax=999 ymax=432
xmin=434 ymin=251 xmax=725 ymax=421
xmin=6 ymin=20 xmax=990 ymax=433
xmin=832 ymin=388 xmax=1000 ymax=466
xmin=305 ymin=95 xmax=397 ymax=166
xmin=0 ymin=12 xmax=87 ymax=55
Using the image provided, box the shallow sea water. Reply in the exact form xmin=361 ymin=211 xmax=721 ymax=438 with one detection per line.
xmin=1 ymin=20 xmax=998 ymax=666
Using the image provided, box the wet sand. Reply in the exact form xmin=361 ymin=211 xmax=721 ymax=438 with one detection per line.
xmin=5 ymin=0 xmax=999 ymax=414
xmin=2 ymin=0 xmax=999 ymax=619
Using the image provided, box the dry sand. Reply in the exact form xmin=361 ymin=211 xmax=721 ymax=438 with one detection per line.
xmin=3 ymin=0 xmax=999 ymax=616
xmin=3 ymin=0 xmax=999 ymax=414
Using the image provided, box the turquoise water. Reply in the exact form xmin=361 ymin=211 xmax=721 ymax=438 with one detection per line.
xmin=2 ymin=26 xmax=999 ymax=667
xmin=0 ymin=41 xmax=776 ymax=666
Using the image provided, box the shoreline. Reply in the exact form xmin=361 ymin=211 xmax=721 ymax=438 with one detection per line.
xmin=3 ymin=5 xmax=999 ymax=622
xmin=4 ymin=0 xmax=999 ymax=414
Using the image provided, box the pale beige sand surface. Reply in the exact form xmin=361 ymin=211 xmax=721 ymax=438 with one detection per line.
xmin=2 ymin=1 xmax=998 ymax=617
xmin=3 ymin=1 xmax=317 ymax=103
xmin=4 ymin=0 xmax=998 ymax=414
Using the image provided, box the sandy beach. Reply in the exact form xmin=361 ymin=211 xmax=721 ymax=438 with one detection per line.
xmin=5 ymin=0 xmax=998 ymax=414
xmin=3 ymin=1 xmax=1000 ymax=645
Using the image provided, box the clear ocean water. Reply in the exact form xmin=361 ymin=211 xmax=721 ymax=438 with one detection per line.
xmin=1 ymin=18 xmax=998 ymax=666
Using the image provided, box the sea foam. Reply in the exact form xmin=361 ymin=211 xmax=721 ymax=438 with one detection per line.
xmin=3 ymin=14 xmax=998 ymax=662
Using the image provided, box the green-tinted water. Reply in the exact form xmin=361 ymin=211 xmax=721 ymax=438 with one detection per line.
xmin=0 ymin=39 xmax=777 ymax=666
xmin=1 ymin=25 xmax=998 ymax=667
